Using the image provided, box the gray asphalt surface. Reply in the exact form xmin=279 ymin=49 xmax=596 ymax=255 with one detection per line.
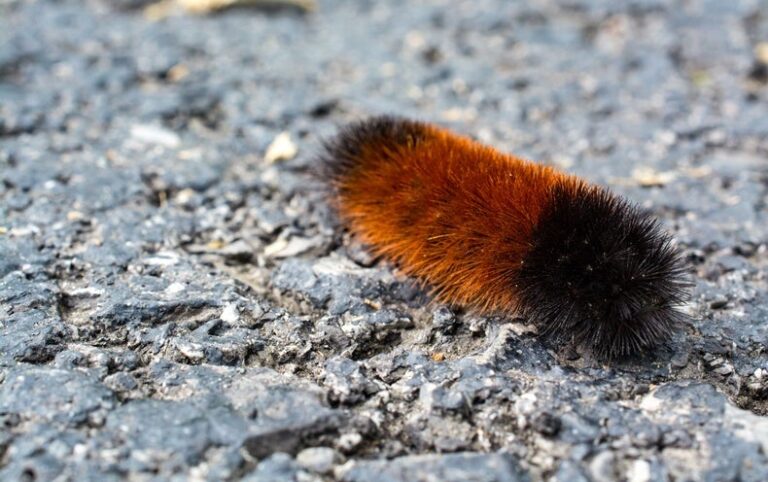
xmin=2 ymin=0 xmax=768 ymax=480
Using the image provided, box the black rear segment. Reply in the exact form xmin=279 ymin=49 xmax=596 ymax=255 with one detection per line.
xmin=517 ymin=181 xmax=690 ymax=359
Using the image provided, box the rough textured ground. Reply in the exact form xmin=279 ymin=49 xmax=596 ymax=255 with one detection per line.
xmin=2 ymin=0 xmax=768 ymax=480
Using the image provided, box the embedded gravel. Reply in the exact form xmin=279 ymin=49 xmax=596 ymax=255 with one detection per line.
xmin=2 ymin=0 xmax=768 ymax=480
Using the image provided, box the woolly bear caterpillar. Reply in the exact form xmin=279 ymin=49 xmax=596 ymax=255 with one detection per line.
xmin=320 ymin=116 xmax=689 ymax=359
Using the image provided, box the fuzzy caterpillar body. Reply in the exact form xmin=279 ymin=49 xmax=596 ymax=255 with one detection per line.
xmin=320 ymin=116 xmax=689 ymax=359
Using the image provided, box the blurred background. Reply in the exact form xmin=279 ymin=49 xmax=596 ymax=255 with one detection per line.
xmin=3 ymin=0 xmax=768 ymax=239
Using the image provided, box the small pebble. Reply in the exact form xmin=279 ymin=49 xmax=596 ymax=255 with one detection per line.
xmin=336 ymin=433 xmax=363 ymax=454
xmin=103 ymin=372 xmax=139 ymax=392
xmin=296 ymin=447 xmax=340 ymax=474
xmin=264 ymin=132 xmax=298 ymax=163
